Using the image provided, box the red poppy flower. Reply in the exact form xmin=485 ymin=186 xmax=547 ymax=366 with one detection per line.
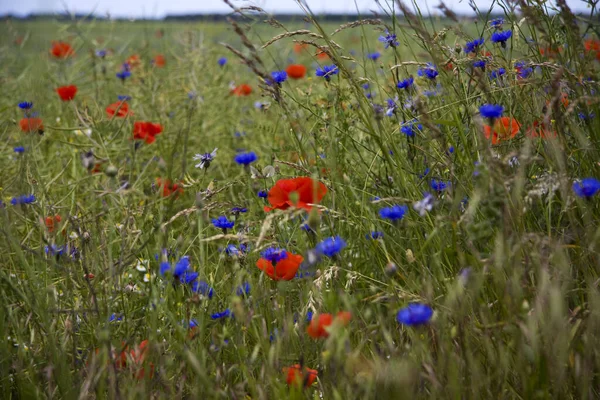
xmin=316 ymin=50 xmax=329 ymax=60
xmin=19 ymin=117 xmax=44 ymax=133
xmin=45 ymin=215 xmax=62 ymax=233
xmin=264 ymin=177 xmax=327 ymax=212
xmin=584 ymin=38 xmax=600 ymax=60
xmin=133 ymin=121 xmax=163 ymax=144
xmin=231 ymin=84 xmax=253 ymax=96
xmin=126 ymin=54 xmax=141 ymax=68
xmin=483 ymin=117 xmax=521 ymax=145
xmin=106 ymin=101 xmax=132 ymax=118
xmin=50 ymin=41 xmax=74 ymax=58
xmin=283 ymin=364 xmax=318 ymax=387
xmin=256 ymin=252 xmax=304 ymax=281
xmin=129 ymin=340 xmax=154 ymax=380
xmin=526 ymin=120 xmax=556 ymax=139
xmin=156 ymin=178 xmax=183 ymax=198
xmin=56 ymin=85 xmax=77 ymax=101
xmin=91 ymin=162 xmax=104 ymax=175
xmin=286 ymin=64 xmax=307 ymax=79
xmin=444 ymin=62 xmax=454 ymax=71
xmin=153 ymin=54 xmax=166 ymax=67
xmin=306 ymin=311 xmax=351 ymax=339
xmin=293 ymin=43 xmax=308 ymax=54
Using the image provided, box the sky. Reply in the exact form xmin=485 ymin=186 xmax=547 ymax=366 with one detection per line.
xmin=0 ymin=0 xmax=591 ymax=18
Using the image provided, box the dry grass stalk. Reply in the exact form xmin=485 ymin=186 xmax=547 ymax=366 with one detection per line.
xmin=262 ymin=30 xmax=324 ymax=49
xmin=330 ymin=19 xmax=388 ymax=36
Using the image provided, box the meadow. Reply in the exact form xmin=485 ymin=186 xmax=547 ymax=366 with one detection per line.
xmin=1 ymin=1 xmax=600 ymax=398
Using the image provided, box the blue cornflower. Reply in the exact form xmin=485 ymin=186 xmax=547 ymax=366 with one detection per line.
xmin=316 ymin=236 xmax=347 ymax=257
xmin=212 ymin=216 xmax=235 ymax=230
xmin=491 ymin=30 xmax=512 ymax=45
xmin=231 ymin=207 xmax=248 ymax=214
xmin=516 ymin=63 xmax=533 ymax=79
xmin=400 ymin=121 xmax=423 ymax=137
xmin=10 ymin=194 xmax=35 ymax=205
xmin=258 ymin=190 xmax=268 ymax=198
xmin=173 ymin=256 xmax=191 ymax=277
xmin=379 ymin=205 xmax=408 ymax=221
xmin=578 ymin=112 xmax=595 ymax=120
xmin=261 ymin=247 xmax=288 ymax=264
xmin=268 ymin=70 xmax=287 ymax=85
xmin=116 ymin=70 xmax=131 ymax=81
xmin=464 ymin=38 xmax=484 ymax=53
xmin=117 ymin=95 xmax=131 ymax=101
xmin=234 ymin=151 xmax=258 ymax=166
xmin=419 ymin=167 xmax=431 ymax=179
xmin=315 ymin=65 xmax=339 ymax=81
xmin=159 ymin=261 xmax=171 ymax=276
xmin=236 ymin=282 xmax=251 ymax=296
xmin=413 ymin=192 xmax=434 ymax=216
xmin=109 ymin=314 xmax=123 ymax=322
xmin=192 ymin=280 xmax=214 ymax=298
xmin=367 ymin=51 xmax=381 ymax=60
xmin=211 ymin=309 xmax=232 ymax=320
xmin=180 ymin=270 xmax=199 ymax=284
xmin=362 ymin=83 xmax=370 ymax=90
xmin=18 ymin=102 xmax=33 ymax=110
xmin=479 ymin=104 xmax=504 ymax=119
xmin=430 ymin=179 xmax=451 ymax=192
xmin=13 ymin=146 xmax=25 ymax=153
xmin=367 ymin=231 xmax=384 ymax=239
xmin=573 ymin=178 xmax=600 ymax=198
xmin=396 ymin=303 xmax=433 ymax=326
xmin=218 ymin=57 xmax=227 ymax=67
xmin=386 ymin=97 xmax=398 ymax=117
xmin=188 ymin=319 xmax=199 ymax=329
xmin=45 ymin=244 xmax=65 ymax=256
xmin=193 ymin=148 xmax=218 ymax=169
xmin=490 ymin=17 xmax=504 ymax=29
xmin=448 ymin=146 xmax=455 ymax=154
xmin=397 ymin=77 xmax=414 ymax=89
xmin=489 ymin=68 xmax=506 ymax=79
xmin=96 ymin=49 xmax=107 ymax=58
xmin=473 ymin=60 xmax=486 ymax=69
xmin=417 ymin=63 xmax=438 ymax=80
xmin=379 ymin=31 xmax=399 ymax=49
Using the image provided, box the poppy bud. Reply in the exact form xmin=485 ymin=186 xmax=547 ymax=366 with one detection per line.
xmin=385 ymin=262 xmax=398 ymax=276
xmin=105 ymin=165 xmax=118 ymax=177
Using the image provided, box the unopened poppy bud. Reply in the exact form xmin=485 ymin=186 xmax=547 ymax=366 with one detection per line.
xmin=105 ymin=165 xmax=118 ymax=177
xmin=385 ymin=262 xmax=398 ymax=276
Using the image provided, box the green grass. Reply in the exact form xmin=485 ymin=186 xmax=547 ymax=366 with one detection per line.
xmin=1 ymin=2 xmax=600 ymax=398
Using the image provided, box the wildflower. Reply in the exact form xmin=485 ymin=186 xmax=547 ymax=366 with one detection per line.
xmin=573 ymin=178 xmax=600 ymax=198
xmin=315 ymin=236 xmax=346 ymax=258
xmin=11 ymin=194 xmax=36 ymax=205
xmin=286 ymin=64 xmax=307 ymax=79
xmin=490 ymin=17 xmax=504 ymax=28
xmin=234 ymin=151 xmax=258 ymax=166
xmin=236 ymin=282 xmax=251 ymax=296
xmin=430 ymin=179 xmax=451 ymax=192
xmin=116 ymin=69 xmax=131 ymax=81
xmin=258 ymin=190 xmax=268 ymax=198
xmin=231 ymin=84 xmax=253 ymax=96
xmin=152 ymin=54 xmax=166 ymax=67
xmin=517 ymin=66 xmax=533 ymax=79
xmin=315 ymin=65 xmax=339 ymax=81
xmin=396 ymin=303 xmax=433 ymax=326
xmin=106 ymin=100 xmax=132 ymax=118
xmin=218 ymin=57 xmax=227 ymax=66
xmin=283 ymin=364 xmax=318 ymax=388
xmin=45 ymin=215 xmax=62 ymax=233
xmin=491 ymin=30 xmax=512 ymax=47
xmin=96 ymin=49 xmax=107 ymax=58
xmin=156 ymin=178 xmax=183 ymax=198
xmin=294 ymin=43 xmax=308 ymax=54
xmin=379 ymin=31 xmax=399 ymax=49
xmin=133 ymin=121 xmax=163 ymax=144
xmin=417 ymin=63 xmax=438 ymax=80
xmin=19 ymin=118 xmax=44 ymax=133
xmin=306 ymin=311 xmax=351 ymax=338
xmin=260 ymin=247 xmax=288 ymax=264
xmin=50 ymin=41 xmax=74 ymax=58
xmin=400 ymin=120 xmax=422 ymax=137
xmin=489 ymin=68 xmax=506 ymax=79
xmin=45 ymin=244 xmax=65 ymax=256
xmin=212 ymin=215 xmax=235 ymax=230
xmin=264 ymin=177 xmax=328 ymax=212
xmin=56 ymin=85 xmax=77 ymax=101
xmin=396 ymin=77 xmax=414 ymax=89
xmin=484 ymin=117 xmax=521 ymax=144
xmin=231 ymin=207 xmax=248 ymax=214
xmin=479 ymin=104 xmax=504 ymax=119
xmin=367 ymin=231 xmax=384 ymax=239
xmin=526 ymin=120 xmax=556 ymax=139
xmin=267 ymin=71 xmax=288 ymax=86
xmin=379 ymin=205 xmax=408 ymax=221
xmin=473 ymin=60 xmax=486 ymax=69
xmin=413 ymin=192 xmax=434 ymax=216
xmin=18 ymin=102 xmax=33 ymax=110
xmin=191 ymin=280 xmax=214 ymax=298
xmin=257 ymin=251 xmax=303 ymax=281
xmin=211 ymin=309 xmax=232 ymax=320
xmin=160 ymin=255 xmax=192 ymax=279
xmin=367 ymin=51 xmax=381 ymax=60
xmin=193 ymin=148 xmax=218 ymax=169
xmin=464 ymin=38 xmax=484 ymax=53
xmin=13 ymin=146 xmax=25 ymax=153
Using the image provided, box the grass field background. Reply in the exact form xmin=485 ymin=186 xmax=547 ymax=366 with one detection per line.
xmin=1 ymin=1 xmax=600 ymax=398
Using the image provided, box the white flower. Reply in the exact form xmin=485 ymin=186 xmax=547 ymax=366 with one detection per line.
xmin=193 ymin=148 xmax=218 ymax=169
xmin=135 ymin=259 xmax=148 ymax=272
